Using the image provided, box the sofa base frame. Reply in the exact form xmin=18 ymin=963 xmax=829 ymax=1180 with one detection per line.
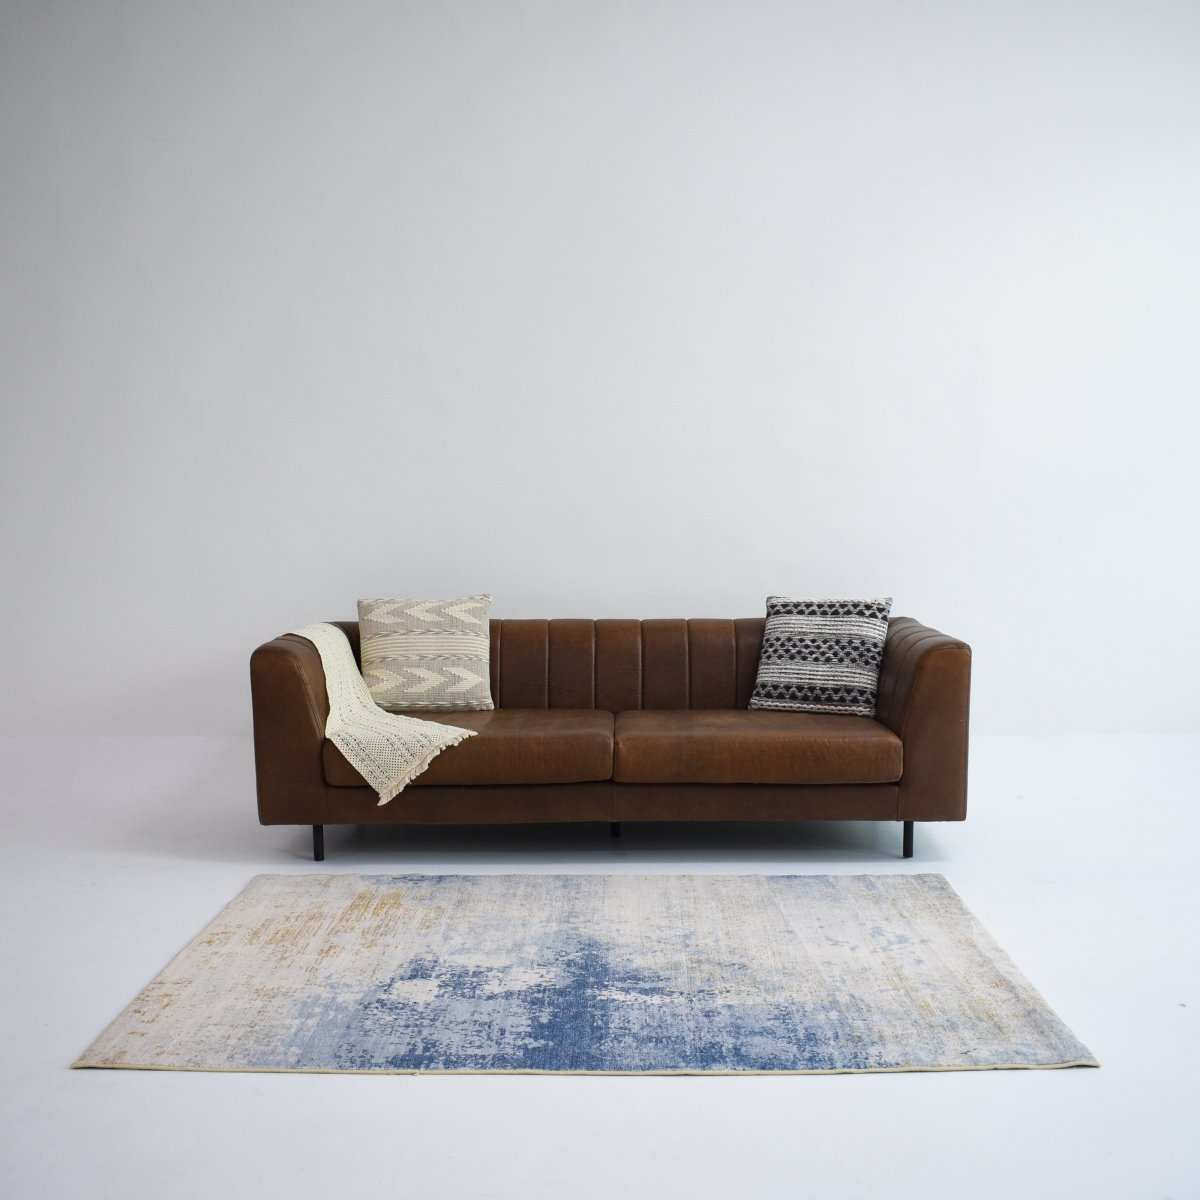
xmin=307 ymin=820 xmax=917 ymax=861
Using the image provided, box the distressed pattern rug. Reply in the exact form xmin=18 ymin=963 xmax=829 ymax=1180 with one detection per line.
xmin=73 ymin=873 xmax=1097 ymax=1075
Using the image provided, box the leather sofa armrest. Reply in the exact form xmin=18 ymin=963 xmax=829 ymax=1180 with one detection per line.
xmin=874 ymin=618 xmax=972 ymax=821
xmin=250 ymin=633 xmax=333 ymax=824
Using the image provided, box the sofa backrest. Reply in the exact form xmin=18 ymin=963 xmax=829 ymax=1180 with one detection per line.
xmin=333 ymin=618 xmax=779 ymax=710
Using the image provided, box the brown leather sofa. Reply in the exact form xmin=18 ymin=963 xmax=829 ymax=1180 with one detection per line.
xmin=250 ymin=616 xmax=971 ymax=861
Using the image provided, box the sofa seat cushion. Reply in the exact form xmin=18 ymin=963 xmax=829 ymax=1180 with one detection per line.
xmin=613 ymin=710 xmax=902 ymax=785
xmin=323 ymin=709 xmax=614 ymax=787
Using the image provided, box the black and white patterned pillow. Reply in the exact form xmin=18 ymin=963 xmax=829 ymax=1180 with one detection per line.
xmin=748 ymin=597 xmax=893 ymax=717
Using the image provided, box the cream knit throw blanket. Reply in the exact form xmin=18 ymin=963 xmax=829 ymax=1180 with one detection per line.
xmin=291 ymin=622 xmax=476 ymax=806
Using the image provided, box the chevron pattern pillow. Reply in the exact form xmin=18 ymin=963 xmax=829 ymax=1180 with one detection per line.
xmin=749 ymin=597 xmax=892 ymax=717
xmin=357 ymin=595 xmax=494 ymax=712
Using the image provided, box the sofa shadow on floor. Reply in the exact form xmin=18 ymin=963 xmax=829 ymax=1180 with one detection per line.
xmin=108 ymin=798 xmax=947 ymax=868
xmin=299 ymin=817 xmax=948 ymax=868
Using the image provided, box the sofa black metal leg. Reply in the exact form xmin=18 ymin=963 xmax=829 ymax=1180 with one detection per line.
xmin=610 ymin=822 xmax=621 ymax=838
xmin=313 ymin=824 xmax=325 ymax=862
xmin=902 ymin=821 xmax=914 ymax=859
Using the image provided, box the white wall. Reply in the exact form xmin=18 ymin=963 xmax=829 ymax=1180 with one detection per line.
xmin=2 ymin=0 xmax=1196 ymax=736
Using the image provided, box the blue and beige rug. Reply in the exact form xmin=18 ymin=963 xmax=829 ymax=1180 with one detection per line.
xmin=73 ymin=873 xmax=1097 ymax=1074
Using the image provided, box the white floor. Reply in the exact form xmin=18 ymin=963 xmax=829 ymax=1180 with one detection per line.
xmin=1 ymin=734 xmax=1196 ymax=1200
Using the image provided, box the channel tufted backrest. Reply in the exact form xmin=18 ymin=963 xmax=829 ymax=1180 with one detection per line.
xmin=333 ymin=618 xmax=768 ymax=710
xmin=486 ymin=619 xmax=770 ymax=710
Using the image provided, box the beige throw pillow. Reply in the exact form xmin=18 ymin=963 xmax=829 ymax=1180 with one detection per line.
xmin=357 ymin=594 xmax=494 ymax=711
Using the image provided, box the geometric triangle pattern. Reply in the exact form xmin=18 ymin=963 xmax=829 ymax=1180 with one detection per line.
xmin=357 ymin=595 xmax=494 ymax=712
